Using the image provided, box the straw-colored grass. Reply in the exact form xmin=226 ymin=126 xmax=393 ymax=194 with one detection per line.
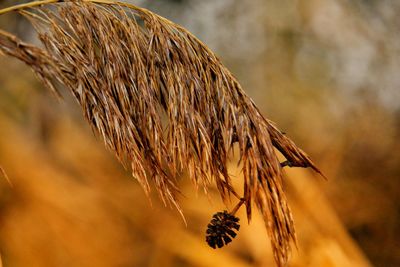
xmin=0 ymin=1 xmax=323 ymax=266
xmin=0 ymin=166 xmax=11 ymax=187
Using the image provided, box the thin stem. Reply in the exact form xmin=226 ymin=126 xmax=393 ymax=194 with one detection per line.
xmin=0 ymin=0 xmax=147 ymax=16
xmin=280 ymin=160 xmax=293 ymax=168
xmin=0 ymin=0 xmax=57 ymax=15
xmin=0 ymin=166 xmax=12 ymax=187
xmin=229 ymin=198 xmax=245 ymax=215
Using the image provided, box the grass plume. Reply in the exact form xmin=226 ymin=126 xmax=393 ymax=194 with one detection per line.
xmin=0 ymin=1 xmax=323 ymax=266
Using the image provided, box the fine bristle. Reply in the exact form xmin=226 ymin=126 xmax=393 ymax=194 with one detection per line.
xmin=0 ymin=1 xmax=323 ymax=266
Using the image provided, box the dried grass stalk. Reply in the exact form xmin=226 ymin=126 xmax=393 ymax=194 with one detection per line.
xmin=0 ymin=1 xmax=323 ymax=266
xmin=0 ymin=166 xmax=12 ymax=186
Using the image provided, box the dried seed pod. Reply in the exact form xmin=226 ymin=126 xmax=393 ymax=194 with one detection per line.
xmin=206 ymin=211 xmax=240 ymax=249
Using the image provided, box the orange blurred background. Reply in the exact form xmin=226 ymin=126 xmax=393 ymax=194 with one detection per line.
xmin=0 ymin=1 xmax=399 ymax=266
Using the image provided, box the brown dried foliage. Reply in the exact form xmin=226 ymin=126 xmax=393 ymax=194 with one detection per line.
xmin=0 ymin=1 xmax=322 ymax=266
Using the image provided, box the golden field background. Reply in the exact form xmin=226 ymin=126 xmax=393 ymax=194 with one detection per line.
xmin=0 ymin=0 xmax=399 ymax=266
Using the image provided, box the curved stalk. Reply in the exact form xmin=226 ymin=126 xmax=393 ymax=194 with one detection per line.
xmin=0 ymin=0 xmax=200 ymax=49
xmin=0 ymin=0 xmax=146 ymax=16
xmin=0 ymin=0 xmax=57 ymax=15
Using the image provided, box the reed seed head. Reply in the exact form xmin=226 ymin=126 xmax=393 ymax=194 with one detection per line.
xmin=0 ymin=1 xmax=324 ymax=266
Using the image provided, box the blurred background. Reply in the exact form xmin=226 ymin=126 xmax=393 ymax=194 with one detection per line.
xmin=0 ymin=0 xmax=399 ymax=266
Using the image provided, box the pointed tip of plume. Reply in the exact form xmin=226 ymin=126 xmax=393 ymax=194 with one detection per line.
xmin=0 ymin=1 xmax=324 ymax=266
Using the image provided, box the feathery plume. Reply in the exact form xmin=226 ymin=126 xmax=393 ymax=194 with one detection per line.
xmin=0 ymin=1 xmax=323 ymax=266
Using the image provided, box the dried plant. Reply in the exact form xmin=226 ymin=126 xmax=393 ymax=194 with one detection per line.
xmin=0 ymin=1 xmax=323 ymax=266
xmin=0 ymin=166 xmax=11 ymax=186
